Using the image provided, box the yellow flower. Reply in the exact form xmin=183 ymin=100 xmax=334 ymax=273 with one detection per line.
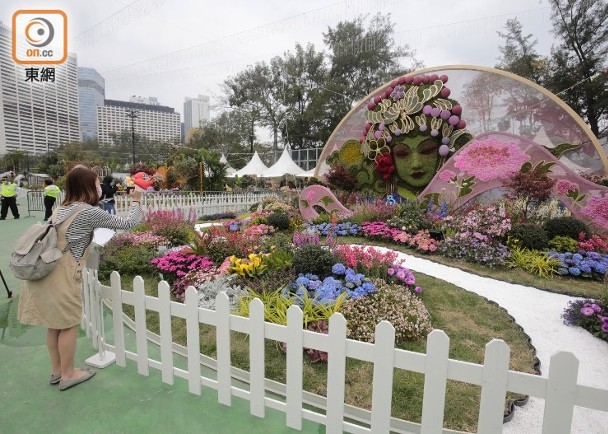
xmin=339 ymin=139 xmax=364 ymax=165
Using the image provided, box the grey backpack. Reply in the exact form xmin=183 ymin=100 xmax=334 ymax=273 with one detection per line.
xmin=10 ymin=205 xmax=89 ymax=281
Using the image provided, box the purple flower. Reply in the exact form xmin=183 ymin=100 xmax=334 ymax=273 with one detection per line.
xmin=580 ymin=306 xmax=595 ymax=316
xmin=414 ymin=286 xmax=422 ymax=294
xmin=387 ymin=268 xmax=395 ymax=276
xmin=396 ymin=270 xmax=406 ymax=280
xmin=603 ymin=323 xmax=608 ymax=333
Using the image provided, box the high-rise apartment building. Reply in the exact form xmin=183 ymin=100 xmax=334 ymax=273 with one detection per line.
xmin=97 ymin=98 xmax=180 ymax=145
xmin=0 ymin=22 xmax=80 ymax=155
xmin=183 ymin=95 xmax=210 ymax=142
xmin=78 ymin=67 xmax=105 ymax=141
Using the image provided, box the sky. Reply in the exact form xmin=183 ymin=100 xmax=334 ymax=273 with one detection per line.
xmin=0 ymin=0 xmax=555 ymax=120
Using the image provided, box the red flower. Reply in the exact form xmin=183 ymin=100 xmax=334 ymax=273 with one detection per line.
xmin=375 ymin=153 xmax=395 ymax=180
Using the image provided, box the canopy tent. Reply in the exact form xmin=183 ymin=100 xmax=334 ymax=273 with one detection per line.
xmin=227 ymin=151 xmax=269 ymax=178
xmin=295 ymin=168 xmax=316 ymax=178
xmin=220 ymin=153 xmax=237 ymax=177
xmin=261 ymin=148 xmax=305 ymax=178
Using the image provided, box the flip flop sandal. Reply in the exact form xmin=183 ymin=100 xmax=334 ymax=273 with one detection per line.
xmin=58 ymin=369 xmax=96 ymax=391
xmin=50 ymin=373 xmax=61 ymax=385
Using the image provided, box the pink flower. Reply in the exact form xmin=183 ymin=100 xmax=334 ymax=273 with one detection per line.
xmin=581 ymin=195 xmax=608 ymax=228
xmin=453 ymin=138 xmax=530 ymax=182
xmin=439 ymin=170 xmax=456 ymax=183
xmin=556 ymin=180 xmax=578 ymax=195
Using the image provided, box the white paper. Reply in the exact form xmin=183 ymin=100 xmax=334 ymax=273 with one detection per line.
xmin=93 ymin=228 xmax=116 ymax=246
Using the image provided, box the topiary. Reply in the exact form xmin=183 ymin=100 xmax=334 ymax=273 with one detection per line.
xmin=548 ymin=235 xmax=580 ymax=253
xmin=508 ymin=224 xmax=549 ymax=250
xmin=292 ymin=244 xmax=334 ymax=277
xmin=267 ymin=212 xmax=290 ymax=231
xmin=543 ymin=216 xmax=590 ymax=240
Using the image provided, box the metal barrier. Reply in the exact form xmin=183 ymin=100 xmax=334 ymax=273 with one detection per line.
xmin=26 ymin=190 xmax=64 ymax=217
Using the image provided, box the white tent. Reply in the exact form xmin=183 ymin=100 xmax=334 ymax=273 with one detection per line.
xmin=296 ymin=168 xmax=316 ymax=178
xmin=228 ymin=151 xmax=269 ymax=178
xmin=261 ymin=148 xmax=305 ymax=178
xmin=220 ymin=153 xmax=237 ymax=177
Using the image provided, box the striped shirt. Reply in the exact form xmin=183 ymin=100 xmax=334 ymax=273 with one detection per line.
xmin=55 ymin=202 xmax=142 ymax=262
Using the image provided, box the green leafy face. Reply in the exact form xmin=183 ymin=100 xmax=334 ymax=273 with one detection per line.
xmin=393 ymin=134 xmax=440 ymax=189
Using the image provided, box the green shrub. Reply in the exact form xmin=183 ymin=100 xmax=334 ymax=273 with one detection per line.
xmin=543 ymin=216 xmax=590 ymax=240
xmin=267 ymin=212 xmax=290 ymax=231
xmin=506 ymin=248 xmax=559 ymax=278
xmin=548 ymin=236 xmax=580 ymax=253
xmin=387 ymin=200 xmax=433 ymax=234
xmin=99 ymin=243 xmax=157 ymax=280
xmin=292 ymin=244 xmax=334 ymax=277
xmin=340 ymin=278 xmax=432 ymax=343
xmin=508 ymin=224 xmax=549 ymax=250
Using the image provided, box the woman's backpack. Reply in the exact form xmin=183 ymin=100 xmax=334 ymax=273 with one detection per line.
xmin=10 ymin=205 xmax=89 ymax=281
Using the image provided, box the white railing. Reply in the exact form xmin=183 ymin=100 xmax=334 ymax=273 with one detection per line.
xmin=114 ymin=191 xmax=279 ymax=217
xmin=82 ymin=270 xmax=608 ymax=434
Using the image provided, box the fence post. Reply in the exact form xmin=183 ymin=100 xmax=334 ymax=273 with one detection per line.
xmin=133 ymin=276 xmax=149 ymax=376
xmin=249 ymin=298 xmax=266 ymax=418
xmin=286 ymin=305 xmax=304 ymax=430
xmin=326 ymin=313 xmax=348 ymax=434
xmin=158 ymin=280 xmax=174 ymax=385
xmin=541 ymin=352 xmax=579 ymax=434
xmin=421 ymin=330 xmax=450 ymax=433
xmin=215 ymin=292 xmax=232 ymax=406
xmin=110 ymin=271 xmax=126 ymax=367
xmin=185 ymin=286 xmax=202 ymax=395
xmin=477 ymin=339 xmax=510 ymax=432
xmin=370 ymin=321 xmax=396 ymax=434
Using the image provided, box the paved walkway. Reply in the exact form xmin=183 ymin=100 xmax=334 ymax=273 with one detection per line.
xmin=376 ymin=247 xmax=608 ymax=434
xmin=0 ymin=204 xmax=321 ymax=434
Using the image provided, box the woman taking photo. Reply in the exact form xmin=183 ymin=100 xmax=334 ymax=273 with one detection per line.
xmin=18 ymin=165 xmax=143 ymax=391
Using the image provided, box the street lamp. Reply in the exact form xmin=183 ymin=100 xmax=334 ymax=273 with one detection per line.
xmin=126 ymin=109 xmax=138 ymax=165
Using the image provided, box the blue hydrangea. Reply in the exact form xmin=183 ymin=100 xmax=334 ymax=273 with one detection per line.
xmin=332 ymin=263 xmax=346 ymax=275
xmin=568 ymin=267 xmax=581 ymax=276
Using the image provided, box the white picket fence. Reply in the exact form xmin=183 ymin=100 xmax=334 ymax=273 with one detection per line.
xmin=114 ymin=191 xmax=279 ymax=217
xmin=82 ymin=270 xmax=608 ymax=434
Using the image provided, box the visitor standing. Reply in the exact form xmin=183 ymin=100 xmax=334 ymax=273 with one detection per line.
xmin=100 ymin=175 xmax=118 ymax=214
xmin=43 ymin=178 xmax=61 ymax=221
xmin=18 ymin=165 xmax=142 ymax=391
xmin=0 ymin=175 xmax=19 ymax=220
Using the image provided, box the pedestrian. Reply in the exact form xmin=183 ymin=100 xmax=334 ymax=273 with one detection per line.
xmin=100 ymin=175 xmax=118 ymax=214
xmin=18 ymin=165 xmax=143 ymax=391
xmin=43 ymin=178 xmax=61 ymax=221
xmin=0 ymin=174 xmax=20 ymax=220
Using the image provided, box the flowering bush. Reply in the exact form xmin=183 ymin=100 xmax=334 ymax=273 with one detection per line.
xmin=242 ymin=224 xmax=275 ymax=238
xmin=387 ymin=200 xmax=435 ymax=234
xmin=142 ymin=209 xmax=197 ymax=246
xmin=229 ymin=253 xmax=269 ymax=278
xmin=439 ymin=233 xmax=510 ymax=267
xmin=562 ymin=299 xmax=608 ymax=342
xmin=452 ymin=205 xmax=511 ymax=241
xmin=173 ymin=266 xmax=224 ymax=301
xmin=332 ymin=244 xmax=399 ymax=278
xmin=150 ymin=248 xmax=214 ymax=281
xmin=394 ymin=230 xmax=441 ymax=253
xmin=190 ymin=226 xmax=259 ymax=264
xmin=293 ymin=230 xmax=320 ymax=247
xmin=361 ymin=221 xmax=401 ymax=240
xmin=289 ymin=265 xmax=376 ymax=304
xmin=340 ymin=278 xmax=432 ymax=343
xmin=581 ymin=195 xmax=608 ymax=228
xmin=579 ymin=233 xmax=608 ymax=254
xmin=106 ymin=232 xmax=170 ymax=249
xmin=349 ymin=199 xmax=397 ymax=225
xmin=224 ymin=219 xmax=245 ymax=232
xmin=548 ymin=251 xmax=608 ymax=280
xmin=307 ymin=221 xmax=360 ymax=237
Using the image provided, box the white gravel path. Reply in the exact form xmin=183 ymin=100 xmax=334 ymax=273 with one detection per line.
xmin=374 ymin=247 xmax=608 ymax=434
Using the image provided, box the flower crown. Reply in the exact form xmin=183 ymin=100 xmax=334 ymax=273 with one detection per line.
xmin=360 ymin=74 xmax=469 ymax=162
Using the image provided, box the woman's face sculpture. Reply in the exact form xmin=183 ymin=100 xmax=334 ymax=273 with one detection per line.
xmin=392 ymin=135 xmax=440 ymax=189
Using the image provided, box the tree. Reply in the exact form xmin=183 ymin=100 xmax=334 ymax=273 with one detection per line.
xmin=189 ymin=111 xmax=251 ymax=165
xmin=547 ymin=0 xmax=608 ymax=137
xmin=322 ymin=14 xmax=421 ymax=132
xmin=497 ymin=18 xmax=549 ymax=85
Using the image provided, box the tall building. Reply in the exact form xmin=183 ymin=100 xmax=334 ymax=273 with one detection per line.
xmin=97 ymin=98 xmax=181 ymax=145
xmin=183 ymin=94 xmax=210 ymax=137
xmin=78 ymin=67 xmax=105 ymax=141
xmin=0 ymin=22 xmax=80 ymax=155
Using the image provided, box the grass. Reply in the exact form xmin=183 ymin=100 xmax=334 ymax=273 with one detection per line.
xmin=110 ymin=272 xmax=537 ymax=432
xmin=337 ymin=236 xmax=606 ymax=299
